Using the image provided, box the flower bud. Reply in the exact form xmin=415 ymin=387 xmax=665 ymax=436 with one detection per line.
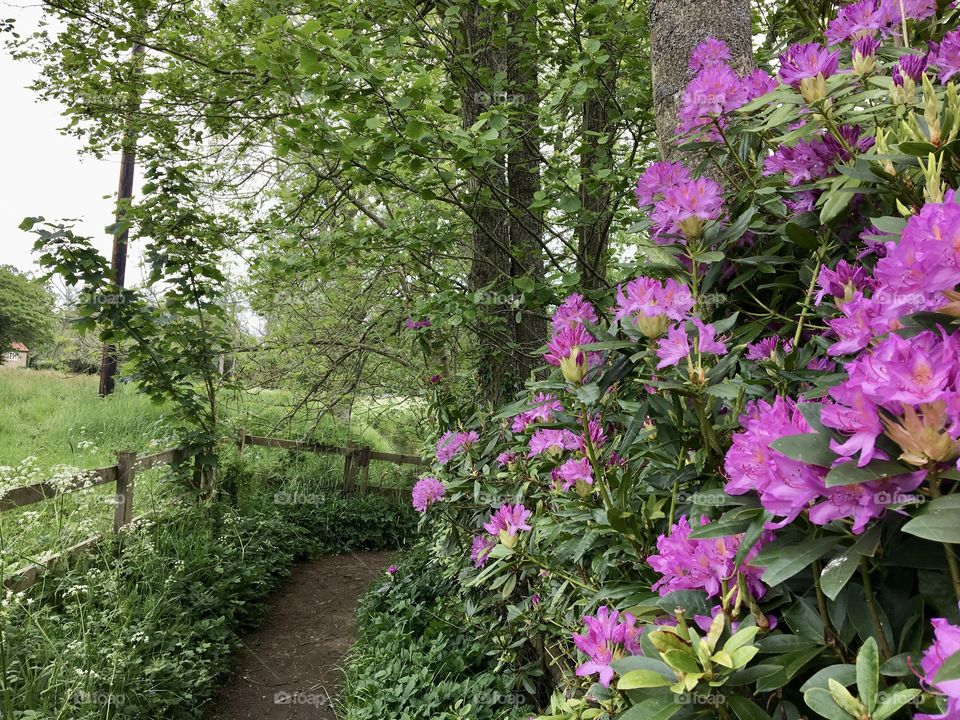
xmin=499 ymin=529 xmax=518 ymax=548
xmin=923 ymin=75 xmax=943 ymax=146
xmin=559 ymin=347 xmax=587 ymax=385
xmin=800 ymin=74 xmax=828 ymax=104
xmin=678 ymin=215 xmax=705 ymax=241
xmin=635 ymin=313 xmax=670 ymax=339
xmin=883 ymin=402 xmax=960 ymax=466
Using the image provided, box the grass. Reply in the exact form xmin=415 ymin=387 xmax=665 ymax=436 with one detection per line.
xmin=0 ymin=370 xmax=425 ymax=578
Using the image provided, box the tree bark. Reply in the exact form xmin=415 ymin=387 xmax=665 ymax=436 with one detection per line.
xmin=458 ymin=0 xmax=514 ymax=407
xmin=576 ymin=10 xmax=617 ymax=290
xmin=648 ymin=0 xmax=753 ymax=158
xmin=506 ymin=1 xmax=546 ymax=384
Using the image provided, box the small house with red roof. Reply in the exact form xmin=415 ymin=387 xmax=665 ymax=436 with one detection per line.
xmin=2 ymin=343 xmax=29 ymax=368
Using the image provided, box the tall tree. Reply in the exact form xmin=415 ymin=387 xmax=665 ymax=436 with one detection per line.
xmin=648 ymin=0 xmax=752 ymax=156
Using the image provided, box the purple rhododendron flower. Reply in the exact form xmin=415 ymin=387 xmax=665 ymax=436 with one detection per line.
xmin=483 ymin=503 xmax=533 ymax=545
xmin=784 ymin=191 xmax=819 ymax=215
xmin=585 ymin=415 xmax=608 ymax=448
xmin=651 ymin=177 xmax=725 ymax=242
xmin=552 ymin=293 xmax=599 ymax=332
xmin=470 ymin=534 xmax=496 ymax=568
xmin=678 ymin=63 xmax=746 ymax=139
xmin=411 ymin=476 xmax=446 ymax=513
xmin=556 ymin=456 xmax=593 ymax=491
xmin=742 ymin=69 xmax=777 ymax=99
xmin=930 ymin=29 xmax=960 ymax=82
xmin=404 ymin=317 xmax=431 ymax=330
xmin=689 ymin=36 xmax=731 ymax=72
xmin=816 ymin=260 xmax=873 ymax=305
xmin=647 ymin=515 xmax=768 ymax=599
xmin=635 ymin=161 xmax=691 ymax=207
xmin=656 ymin=323 xmax=690 ymax=369
xmin=764 ymin=127 xmax=871 ymax=186
xmin=778 ymin=42 xmax=840 ymax=87
xmin=745 ymin=336 xmax=791 ymax=361
xmin=873 ymin=194 xmax=960 ymax=298
xmin=436 ymin=430 xmax=478 ymax=465
xmin=496 ymin=451 xmax=516 ymax=467
xmin=544 ymin=323 xmax=601 ymax=371
xmin=724 ymin=396 xmax=828 ymax=526
xmin=572 ymin=606 xmax=642 ymax=687
xmin=387 ymin=565 xmax=397 ymax=575
xmin=853 ymin=35 xmax=881 ymax=60
xmin=917 ymin=613 xmax=960 ymax=720
xmin=692 ymin=318 xmax=728 ymax=356
xmin=528 ymin=428 xmax=582 ymax=457
xmin=511 ymin=392 xmax=563 ymax=433
xmin=614 ymin=277 xmax=694 ymax=325
xmin=826 ymin=0 xmax=889 ymax=44
xmin=894 ymin=53 xmax=928 ymax=85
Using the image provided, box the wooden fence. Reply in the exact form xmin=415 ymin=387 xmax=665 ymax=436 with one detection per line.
xmin=1 ymin=433 xmax=425 ymax=593
xmin=1 ymin=447 xmax=188 ymax=593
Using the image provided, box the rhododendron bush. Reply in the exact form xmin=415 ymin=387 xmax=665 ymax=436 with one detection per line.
xmin=411 ymin=4 xmax=960 ymax=719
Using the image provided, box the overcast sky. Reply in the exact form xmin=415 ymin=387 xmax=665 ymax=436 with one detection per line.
xmin=0 ymin=1 xmax=144 ymax=281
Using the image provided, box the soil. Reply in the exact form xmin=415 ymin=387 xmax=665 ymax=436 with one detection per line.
xmin=207 ymin=550 xmax=394 ymax=720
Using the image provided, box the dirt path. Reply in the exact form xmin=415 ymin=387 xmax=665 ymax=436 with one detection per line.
xmin=207 ymin=550 xmax=394 ymax=720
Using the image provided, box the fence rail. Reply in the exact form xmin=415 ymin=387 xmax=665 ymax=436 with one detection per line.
xmin=2 ymin=433 xmax=425 ymax=593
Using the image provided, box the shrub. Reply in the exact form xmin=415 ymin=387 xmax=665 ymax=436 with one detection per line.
xmin=418 ymin=5 xmax=960 ymax=719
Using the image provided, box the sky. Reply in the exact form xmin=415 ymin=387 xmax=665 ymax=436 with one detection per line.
xmin=0 ymin=1 xmax=143 ymax=281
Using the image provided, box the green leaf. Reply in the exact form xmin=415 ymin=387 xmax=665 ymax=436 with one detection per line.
xmin=803 ymin=688 xmax=852 ymax=720
xmin=825 ymin=460 xmax=913 ymax=487
xmin=727 ymin=696 xmax=773 ymax=720
xmin=872 ymin=687 xmax=921 ymax=720
xmin=754 ymin=536 xmax=837 ymax=586
xmin=799 ymin=664 xmax=857 ymax=693
xmin=615 ymin=695 xmax=680 ymax=720
xmin=856 ymin=637 xmax=879 ymax=713
xmin=902 ymin=496 xmax=960 ymax=543
xmin=785 ymin=222 xmax=819 ymax=251
xmin=819 ymin=552 xmax=860 ymax=600
xmin=617 ymin=669 xmax=674 ymax=689
xmin=828 ymin=678 xmax=866 ymax=717
xmin=769 ymin=433 xmax=837 ymax=468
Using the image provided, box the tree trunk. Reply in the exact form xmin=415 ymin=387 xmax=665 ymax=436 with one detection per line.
xmin=576 ymin=12 xmax=617 ymax=290
xmin=648 ymin=0 xmax=752 ymax=158
xmin=506 ymin=1 xmax=546 ymax=383
xmin=459 ymin=0 xmax=514 ymax=407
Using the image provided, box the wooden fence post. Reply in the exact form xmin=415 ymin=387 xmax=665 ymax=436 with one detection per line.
xmin=237 ymin=427 xmax=247 ymax=455
xmin=358 ymin=446 xmax=372 ymax=495
xmin=114 ymin=451 xmax=137 ymax=532
xmin=343 ymin=443 xmax=357 ymax=493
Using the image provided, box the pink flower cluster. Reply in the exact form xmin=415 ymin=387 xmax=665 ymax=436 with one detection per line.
xmin=647 ymin=515 xmax=768 ymax=599
xmin=826 ymin=0 xmax=935 ymax=45
xmin=411 ymin=476 xmax=446 ymax=513
xmin=724 ymin=396 xmax=924 ymax=532
xmin=470 ymin=503 xmax=534 ymax=567
xmin=930 ymin=29 xmax=960 ymax=82
xmin=436 ymin=429 xmax=479 ymax=465
xmin=552 ymin=456 xmax=593 ymax=492
xmin=572 ymin=606 xmax=642 ymax=687
xmin=826 ymin=195 xmax=960 ymax=356
xmin=763 ymin=125 xmax=874 ymax=187
xmin=917 ymin=613 xmax=960 ymax=720
xmin=613 ymin=275 xmax=727 ymax=369
xmin=404 ymin=317 xmax=431 ymax=330
xmin=543 ymin=294 xmax=602 ymax=380
xmin=634 ymin=162 xmax=725 ymax=243
xmin=822 ymin=329 xmax=960 ymax=469
xmin=528 ymin=428 xmax=582 ymax=457
xmin=679 ymin=38 xmax=775 ymax=141
xmin=778 ymin=42 xmax=840 ymax=88
xmin=511 ymin=392 xmax=563 ymax=433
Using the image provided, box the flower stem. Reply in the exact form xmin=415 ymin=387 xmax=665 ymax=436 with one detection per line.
xmin=929 ymin=477 xmax=960 ymax=602
xmin=859 ymin=557 xmax=893 ymax=659
xmin=812 ymin=559 xmax=846 ymax=661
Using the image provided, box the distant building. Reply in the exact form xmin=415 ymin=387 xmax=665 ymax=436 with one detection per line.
xmin=2 ymin=342 xmax=29 ymax=368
